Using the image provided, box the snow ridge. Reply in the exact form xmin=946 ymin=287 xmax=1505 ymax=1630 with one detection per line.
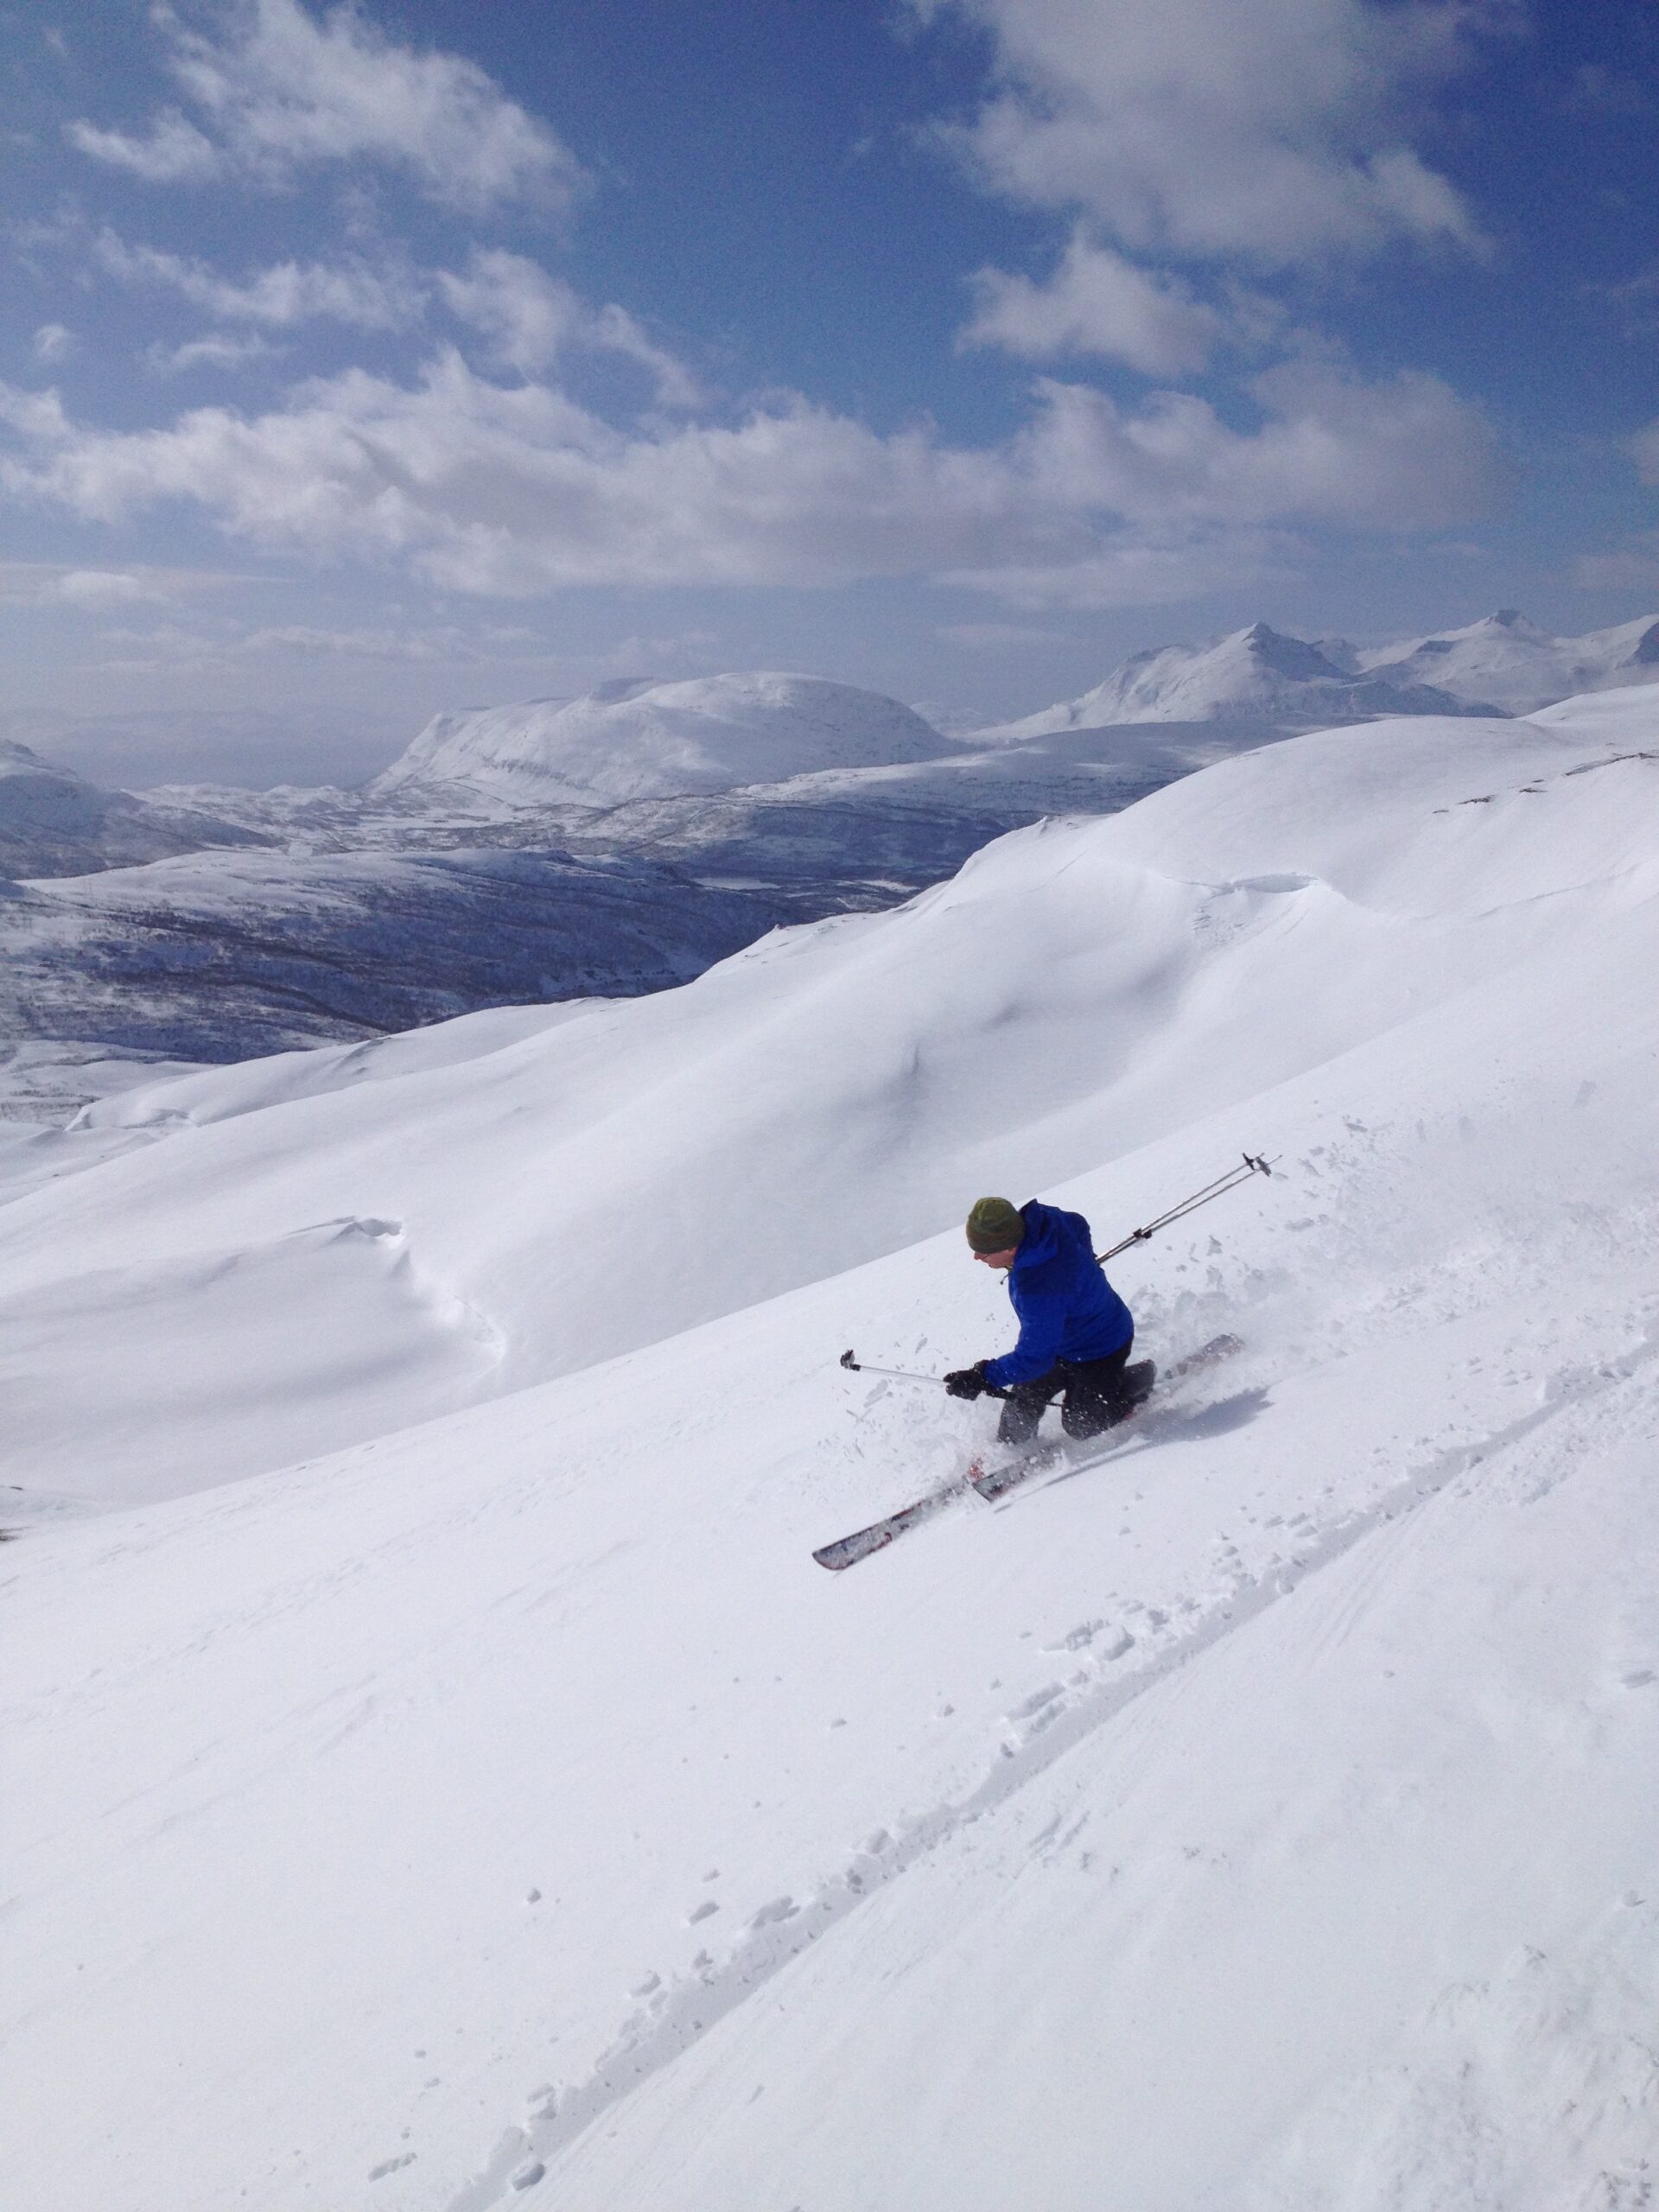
xmin=988 ymin=607 xmax=1659 ymax=738
xmin=987 ymin=621 xmax=1501 ymax=737
xmin=0 ymin=740 xmax=264 ymax=879
xmin=1358 ymin=607 xmax=1659 ymax=714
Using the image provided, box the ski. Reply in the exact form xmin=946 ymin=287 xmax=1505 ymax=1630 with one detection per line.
xmin=968 ymin=1357 xmax=1156 ymax=1501
xmin=814 ymin=1332 xmax=1243 ymax=1571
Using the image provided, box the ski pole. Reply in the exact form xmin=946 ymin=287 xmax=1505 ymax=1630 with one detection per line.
xmin=1096 ymin=1151 xmax=1273 ymax=1262
xmin=838 ymin=1350 xmax=1007 ymax=1397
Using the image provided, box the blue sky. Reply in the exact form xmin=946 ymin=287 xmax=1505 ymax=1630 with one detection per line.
xmin=3 ymin=0 xmax=1657 ymax=784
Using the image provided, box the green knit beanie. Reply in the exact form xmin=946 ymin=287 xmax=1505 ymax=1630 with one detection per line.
xmin=966 ymin=1196 xmax=1025 ymax=1254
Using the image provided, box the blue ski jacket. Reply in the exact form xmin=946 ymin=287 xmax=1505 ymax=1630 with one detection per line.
xmin=982 ymin=1198 xmax=1133 ymax=1389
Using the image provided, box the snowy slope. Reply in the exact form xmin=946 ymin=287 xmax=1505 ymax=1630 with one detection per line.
xmin=1360 ymin=606 xmax=1659 ymax=713
xmin=6 ymin=698 xmax=1652 ymax=1498
xmin=371 ymin=671 xmax=959 ymax=805
xmin=0 ymin=739 xmax=263 ymax=878
xmin=987 ymin=621 xmax=1497 ymax=736
xmin=1528 ymin=677 xmax=1659 ymax=738
xmin=4 ymin=694 xmax=1657 ymax=2211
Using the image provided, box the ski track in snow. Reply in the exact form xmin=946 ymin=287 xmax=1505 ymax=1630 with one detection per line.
xmin=445 ymin=1323 xmax=1659 ymax=2209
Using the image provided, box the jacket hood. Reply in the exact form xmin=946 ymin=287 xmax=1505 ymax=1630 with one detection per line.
xmin=1013 ymin=1199 xmax=1066 ymax=1272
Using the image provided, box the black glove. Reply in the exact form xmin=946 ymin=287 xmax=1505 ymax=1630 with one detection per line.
xmin=944 ymin=1363 xmax=988 ymax=1400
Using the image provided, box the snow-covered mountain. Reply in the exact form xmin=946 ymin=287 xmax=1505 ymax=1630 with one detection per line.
xmin=0 ymin=846 xmax=776 ymax=1062
xmin=1356 ymin=606 xmax=1659 ymax=714
xmin=5 ymin=688 xmax=1658 ymax=2209
xmin=5 ymin=632 xmax=1652 ymax=1100
xmin=2 ymin=719 xmax=1276 ymax=1082
xmin=0 ymin=739 xmax=265 ymax=879
xmin=372 ymin=671 xmax=960 ymax=806
xmin=993 ymin=610 xmax=1659 ymax=739
xmin=986 ymin=620 xmax=1501 ymax=737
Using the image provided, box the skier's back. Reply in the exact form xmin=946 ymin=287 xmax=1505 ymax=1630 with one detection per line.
xmin=944 ymin=1195 xmax=1148 ymax=1446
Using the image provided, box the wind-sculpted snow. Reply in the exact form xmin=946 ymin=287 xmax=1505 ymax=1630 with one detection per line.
xmin=2 ymin=1214 xmax=502 ymax=1504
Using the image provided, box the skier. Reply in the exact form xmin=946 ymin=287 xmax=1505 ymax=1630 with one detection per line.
xmin=943 ymin=1196 xmax=1149 ymax=1449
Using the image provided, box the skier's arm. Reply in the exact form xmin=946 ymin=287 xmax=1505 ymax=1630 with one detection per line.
xmin=982 ymin=1287 xmax=1065 ymax=1388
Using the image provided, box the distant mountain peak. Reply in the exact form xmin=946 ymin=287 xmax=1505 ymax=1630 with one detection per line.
xmin=1357 ymin=607 xmax=1659 ymax=712
xmin=372 ymin=671 xmax=959 ymax=807
xmin=1232 ymin=624 xmax=1347 ymax=682
xmin=0 ymin=739 xmax=264 ymax=880
xmin=987 ymin=602 xmax=1659 ymax=742
xmin=983 ymin=620 xmax=1497 ymax=741
xmin=585 ymin=677 xmax=656 ymax=706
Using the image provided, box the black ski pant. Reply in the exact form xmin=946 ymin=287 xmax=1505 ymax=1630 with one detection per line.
xmin=995 ymin=1337 xmax=1140 ymax=1449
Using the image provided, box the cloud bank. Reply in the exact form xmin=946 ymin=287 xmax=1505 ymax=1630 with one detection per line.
xmin=68 ymin=0 xmax=586 ymax=213
xmin=924 ymin=0 xmax=1496 ymax=262
xmin=0 ymin=352 xmax=1501 ymax=607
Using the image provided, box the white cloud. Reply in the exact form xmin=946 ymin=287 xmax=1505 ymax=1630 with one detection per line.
xmin=1576 ymin=436 xmax=1659 ymax=590
xmin=921 ymin=0 xmax=1495 ymax=262
xmin=1628 ymin=421 xmax=1659 ymax=486
xmin=68 ymin=0 xmax=585 ymax=213
xmin=1572 ymin=533 xmax=1659 ymax=594
xmin=1007 ymin=364 xmax=1503 ymax=531
xmin=938 ymin=620 xmax=1072 ymax=645
xmin=148 ymin=334 xmax=281 ymax=375
xmin=963 ymin=231 xmax=1220 ymax=373
xmin=33 ymin=324 xmax=75 ymax=365
xmin=950 ymin=527 xmax=1301 ymax=610
xmin=436 ymin=253 xmax=583 ymax=373
xmin=0 ymin=563 xmax=172 ymax=608
xmin=67 ymin=105 xmax=222 ymax=183
xmin=94 ymin=229 xmax=423 ymax=331
xmin=56 ymin=569 xmax=169 ymax=608
xmin=0 ymin=352 xmax=1501 ymax=608
xmin=86 ymin=613 xmax=589 ymax=675
xmin=437 ymin=251 xmax=702 ymax=407
xmin=237 ymin=622 xmax=450 ymax=658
